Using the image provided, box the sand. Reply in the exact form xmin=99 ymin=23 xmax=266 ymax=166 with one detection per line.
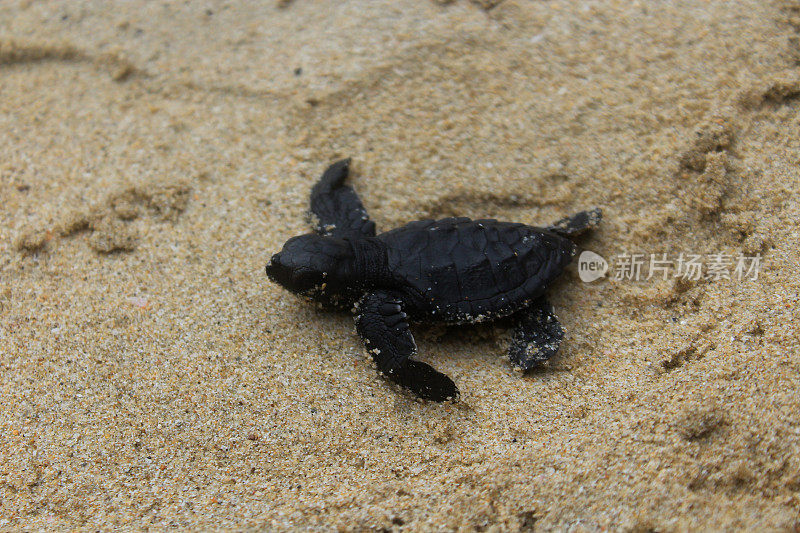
xmin=2 ymin=0 xmax=800 ymax=530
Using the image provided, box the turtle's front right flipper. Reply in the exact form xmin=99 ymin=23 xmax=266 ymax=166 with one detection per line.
xmin=355 ymin=290 xmax=459 ymax=402
xmin=309 ymin=158 xmax=377 ymax=239
xmin=385 ymin=360 xmax=459 ymax=403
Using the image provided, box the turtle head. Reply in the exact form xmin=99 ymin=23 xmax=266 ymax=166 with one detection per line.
xmin=266 ymin=233 xmax=353 ymax=299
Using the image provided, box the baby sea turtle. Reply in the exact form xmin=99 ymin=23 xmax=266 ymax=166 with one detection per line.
xmin=266 ymin=159 xmax=601 ymax=401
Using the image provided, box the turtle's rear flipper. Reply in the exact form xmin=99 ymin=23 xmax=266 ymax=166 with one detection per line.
xmin=355 ymin=290 xmax=458 ymax=401
xmin=308 ymin=158 xmax=377 ymax=239
xmin=547 ymin=207 xmax=602 ymax=238
xmin=508 ymin=296 xmax=564 ymax=371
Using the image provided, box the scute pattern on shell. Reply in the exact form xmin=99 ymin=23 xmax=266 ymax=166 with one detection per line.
xmin=379 ymin=218 xmax=576 ymax=324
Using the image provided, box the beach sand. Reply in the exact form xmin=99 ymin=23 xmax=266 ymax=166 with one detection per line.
xmin=2 ymin=0 xmax=800 ymax=530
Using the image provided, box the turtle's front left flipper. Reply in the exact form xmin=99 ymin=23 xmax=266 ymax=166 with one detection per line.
xmin=508 ymin=296 xmax=564 ymax=371
xmin=309 ymin=158 xmax=377 ymax=239
xmin=355 ymin=290 xmax=459 ymax=401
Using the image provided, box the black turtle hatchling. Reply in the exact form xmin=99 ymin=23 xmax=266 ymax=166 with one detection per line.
xmin=266 ymin=159 xmax=601 ymax=401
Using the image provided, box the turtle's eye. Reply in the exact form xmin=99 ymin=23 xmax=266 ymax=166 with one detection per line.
xmin=289 ymin=268 xmax=322 ymax=292
xmin=291 ymin=269 xmax=312 ymax=284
